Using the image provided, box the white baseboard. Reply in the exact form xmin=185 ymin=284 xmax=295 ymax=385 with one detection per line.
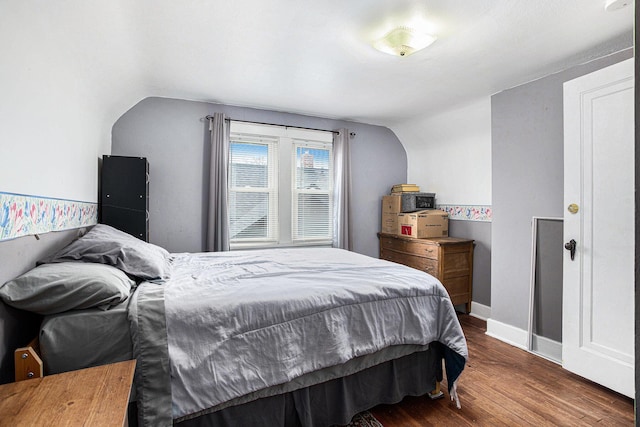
xmin=469 ymin=302 xmax=490 ymax=320
xmin=485 ymin=318 xmax=563 ymax=363
xmin=485 ymin=318 xmax=528 ymax=350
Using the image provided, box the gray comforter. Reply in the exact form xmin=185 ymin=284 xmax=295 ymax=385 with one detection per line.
xmin=129 ymin=247 xmax=468 ymax=426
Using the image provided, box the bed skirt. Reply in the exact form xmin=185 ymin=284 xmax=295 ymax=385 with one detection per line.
xmin=173 ymin=347 xmax=441 ymax=427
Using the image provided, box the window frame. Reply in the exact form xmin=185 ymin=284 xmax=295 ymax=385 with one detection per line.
xmin=291 ymin=139 xmax=334 ymax=245
xmin=228 ymin=121 xmax=334 ymax=250
xmin=228 ymin=133 xmax=279 ymax=245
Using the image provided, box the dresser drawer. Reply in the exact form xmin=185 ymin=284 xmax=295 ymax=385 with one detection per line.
xmin=381 ymin=249 xmax=438 ymax=276
xmin=379 ymin=236 xmax=439 ymax=259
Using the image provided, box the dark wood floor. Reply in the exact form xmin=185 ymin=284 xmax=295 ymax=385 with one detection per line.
xmin=370 ymin=315 xmax=634 ymax=426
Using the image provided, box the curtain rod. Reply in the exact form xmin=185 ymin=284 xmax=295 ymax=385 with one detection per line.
xmin=205 ymin=116 xmax=356 ymax=137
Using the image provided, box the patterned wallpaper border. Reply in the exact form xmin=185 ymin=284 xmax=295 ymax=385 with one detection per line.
xmin=438 ymin=204 xmax=492 ymax=222
xmin=0 ymin=192 xmax=98 ymax=241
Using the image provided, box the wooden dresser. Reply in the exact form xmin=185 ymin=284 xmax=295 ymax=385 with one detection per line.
xmin=378 ymin=233 xmax=474 ymax=313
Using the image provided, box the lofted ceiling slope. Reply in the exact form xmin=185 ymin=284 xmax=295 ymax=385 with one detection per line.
xmin=123 ymin=0 xmax=633 ymax=126
xmin=3 ymin=1 xmax=635 ymax=131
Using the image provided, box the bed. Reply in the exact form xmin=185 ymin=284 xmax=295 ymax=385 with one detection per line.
xmin=0 ymin=224 xmax=468 ymax=426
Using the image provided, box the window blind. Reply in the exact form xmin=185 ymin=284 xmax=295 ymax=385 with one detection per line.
xmin=292 ymin=141 xmax=333 ymax=244
xmin=229 ymin=134 xmax=279 ymax=243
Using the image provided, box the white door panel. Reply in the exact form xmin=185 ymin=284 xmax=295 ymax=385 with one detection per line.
xmin=562 ymin=58 xmax=634 ymax=398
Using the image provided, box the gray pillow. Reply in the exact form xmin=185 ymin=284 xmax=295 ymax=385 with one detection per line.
xmin=0 ymin=262 xmax=134 ymax=315
xmin=40 ymin=224 xmax=171 ymax=281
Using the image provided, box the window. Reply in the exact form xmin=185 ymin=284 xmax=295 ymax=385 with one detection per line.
xmin=292 ymin=141 xmax=333 ymax=242
xmin=228 ymin=134 xmax=278 ymax=243
xmin=229 ymin=121 xmax=333 ymax=248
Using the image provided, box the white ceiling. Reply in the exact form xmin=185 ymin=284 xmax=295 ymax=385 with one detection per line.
xmin=119 ymin=0 xmax=634 ymax=127
xmin=4 ymin=0 xmax=634 ymax=132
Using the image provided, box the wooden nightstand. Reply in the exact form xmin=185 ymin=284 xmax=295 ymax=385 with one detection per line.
xmin=378 ymin=233 xmax=474 ymax=313
xmin=0 ymin=360 xmax=135 ymax=426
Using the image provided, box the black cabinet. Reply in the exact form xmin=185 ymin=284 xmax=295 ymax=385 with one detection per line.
xmin=100 ymin=155 xmax=149 ymax=241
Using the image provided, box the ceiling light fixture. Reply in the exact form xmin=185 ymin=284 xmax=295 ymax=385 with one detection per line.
xmin=373 ymin=26 xmax=436 ymax=57
xmin=604 ymin=0 xmax=631 ymax=11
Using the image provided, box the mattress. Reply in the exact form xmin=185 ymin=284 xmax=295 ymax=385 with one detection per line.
xmin=39 ymin=299 xmax=133 ymax=375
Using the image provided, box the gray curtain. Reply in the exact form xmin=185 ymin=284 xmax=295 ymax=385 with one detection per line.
xmin=332 ymin=129 xmax=352 ymax=250
xmin=206 ymin=113 xmax=230 ymax=252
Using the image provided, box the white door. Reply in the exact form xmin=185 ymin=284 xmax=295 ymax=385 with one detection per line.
xmin=562 ymin=57 xmax=635 ymax=398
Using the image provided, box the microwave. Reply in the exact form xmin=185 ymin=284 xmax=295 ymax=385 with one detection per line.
xmin=400 ymin=192 xmax=436 ymax=212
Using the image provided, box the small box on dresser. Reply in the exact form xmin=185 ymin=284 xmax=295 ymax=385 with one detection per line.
xmin=381 ymin=195 xmax=401 ymax=234
xmin=381 ymin=213 xmax=398 ymax=234
xmin=378 ymin=233 xmax=474 ymax=313
xmin=397 ymin=210 xmax=449 ymax=238
xmin=381 ymin=195 xmax=402 ymax=213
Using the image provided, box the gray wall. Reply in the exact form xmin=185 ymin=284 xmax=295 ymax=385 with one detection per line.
xmin=449 ymin=220 xmax=491 ymax=307
xmin=0 ymin=228 xmax=83 ymax=384
xmin=111 ymin=97 xmax=407 ymax=258
xmin=491 ymin=47 xmax=633 ymax=332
